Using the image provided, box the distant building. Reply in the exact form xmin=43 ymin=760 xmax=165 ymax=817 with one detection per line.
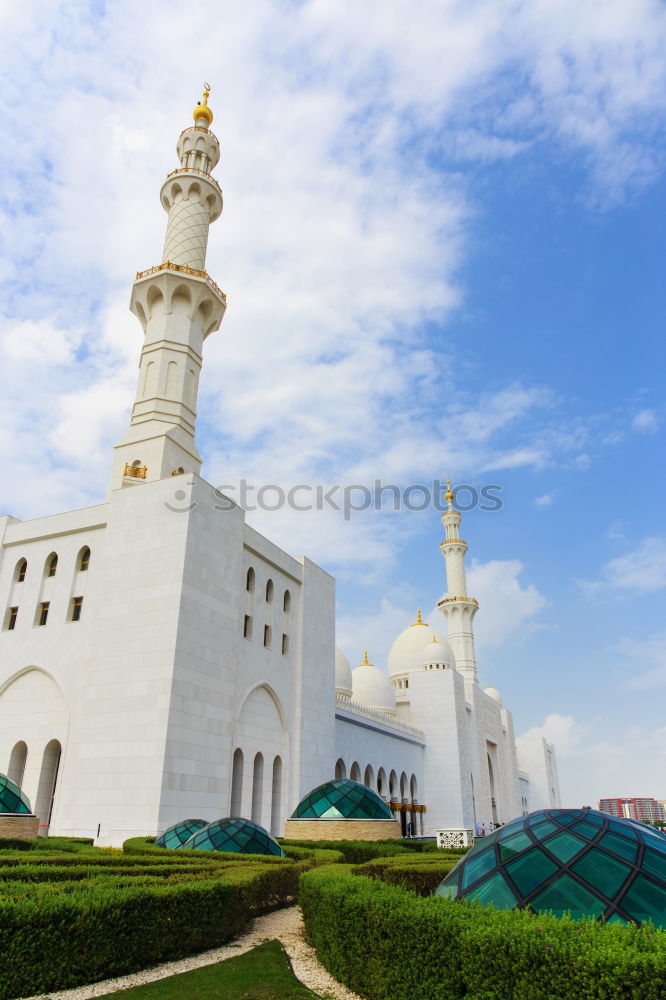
xmin=599 ymin=798 xmax=665 ymax=823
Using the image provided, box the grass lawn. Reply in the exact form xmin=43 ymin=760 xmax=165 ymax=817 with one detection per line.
xmin=97 ymin=940 xmax=332 ymax=1000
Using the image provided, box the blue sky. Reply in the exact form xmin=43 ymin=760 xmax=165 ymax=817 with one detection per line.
xmin=1 ymin=0 xmax=665 ymax=806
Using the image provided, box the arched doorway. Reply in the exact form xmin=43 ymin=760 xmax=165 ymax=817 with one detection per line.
xmin=487 ymin=753 xmax=498 ymax=824
xmin=35 ymin=739 xmax=61 ymax=835
xmin=233 ymin=685 xmax=288 ymax=830
xmin=377 ymin=767 xmax=387 ymax=798
xmin=364 ymin=764 xmax=374 ymax=789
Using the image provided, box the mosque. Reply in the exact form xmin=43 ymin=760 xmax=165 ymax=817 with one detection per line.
xmin=0 ymin=90 xmax=560 ymax=846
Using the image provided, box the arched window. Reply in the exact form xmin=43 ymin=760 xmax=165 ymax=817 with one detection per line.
xmin=335 ymin=758 xmax=346 ymax=780
xmin=46 ymin=554 xmax=58 ymax=578
xmin=8 ymin=741 xmax=27 ymax=787
xmin=230 ymin=748 xmax=244 ymax=817
xmin=263 ymin=625 xmax=272 ymax=648
xmin=281 ymin=633 xmax=289 ymax=656
xmin=389 ymin=770 xmax=398 ymax=799
xmin=377 ymin=768 xmax=387 ymax=797
xmin=400 ymin=772 xmax=408 ymax=800
xmin=270 ymin=756 xmax=283 ymax=836
xmin=364 ymin=764 xmax=374 ymax=789
xmin=350 ymin=761 xmax=361 ymax=782
xmin=78 ymin=547 xmax=90 ymax=572
xmin=16 ymin=559 xmax=27 ymax=584
xmin=283 ymin=589 xmax=291 ymax=613
xmin=251 ymin=752 xmax=264 ymax=825
xmin=243 ymin=615 xmax=253 ymax=639
xmin=246 ymin=567 xmax=255 ymax=592
xmin=35 ymin=739 xmax=62 ymax=833
xmin=410 ymin=774 xmax=418 ymax=800
xmin=265 ymin=579 xmax=274 ymax=603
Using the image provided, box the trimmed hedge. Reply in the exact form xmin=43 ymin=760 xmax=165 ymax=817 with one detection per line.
xmin=354 ymin=854 xmax=462 ymax=896
xmin=299 ymin=865 xmax=666 ymax=1000
xmin=0 ymin=857 xmax=300 ymax=999
xmin=279 ymin=838 xmax=441 ymax=863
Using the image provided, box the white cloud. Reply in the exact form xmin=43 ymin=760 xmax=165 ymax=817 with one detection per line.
xmin=466 ymin=558 xmax=547 ymax=648
xmin=632 ymin=408 xmax=660 ymax=433
xmin=534 ymin=493 xmax=553 ymax=508
xmin=580 ymin=537 xmax=666 ymax=596
xmin=520 ymin=712 xmax=666 ymax=805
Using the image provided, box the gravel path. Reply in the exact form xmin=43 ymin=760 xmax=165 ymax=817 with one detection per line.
xmin=20 ymin=906 xmax=363 ymax=1000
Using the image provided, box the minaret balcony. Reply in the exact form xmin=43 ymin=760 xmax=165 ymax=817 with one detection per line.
xmin=135 ymin=261 xmax=226 ymax=304
xmin=438 ymin=596 xmax=479 ymax=607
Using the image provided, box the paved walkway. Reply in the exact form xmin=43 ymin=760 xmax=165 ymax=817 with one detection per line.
xmin=21 ymin=906 xmax=363 ymax=1000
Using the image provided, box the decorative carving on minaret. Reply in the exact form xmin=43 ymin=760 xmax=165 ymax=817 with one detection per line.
xmin=437 ymin=479 xmax=480 ymax=685
xmin=110 ymin=87 xmax=226 ymax=492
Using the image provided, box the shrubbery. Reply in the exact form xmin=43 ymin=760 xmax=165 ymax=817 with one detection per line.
xmin=0 ymin=844 xmax=301 ymax=999
xmin=279 ymin=837 xmax=441 ymax=863
xmin=354 ymin=853 xmax=462 ymax=896
xmin=299 ymin=866 xmax=666 ymax=1000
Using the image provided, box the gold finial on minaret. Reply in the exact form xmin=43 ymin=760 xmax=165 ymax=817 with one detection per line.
xmin=445 ymin=477 xmax=454 ymax=504
xmin=193 ymin=82 xmax=213 ymax=126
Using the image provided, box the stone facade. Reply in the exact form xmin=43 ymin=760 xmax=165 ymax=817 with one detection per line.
xmin=284 ymin=819 xmax=402 ymax=841
xmin=0 ymin=815 xmax=39 ymax=840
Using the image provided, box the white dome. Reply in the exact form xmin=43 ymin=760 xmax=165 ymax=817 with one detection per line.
xmin=388 ymin=610 xmax=454 ymax=677
xmin=422 ymin=636 xmax=455 ymax=668
xmin=351 ymin=653 xmax=396 ymax=714
xmin=335 ymin=645 xmax=353 ymax=697
xmin=484 ymin=684 xmax=502 ymax=705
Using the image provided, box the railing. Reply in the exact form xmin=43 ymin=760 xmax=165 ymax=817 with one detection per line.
xmin=124 ymin=464 xmax=147 ymax=479
xmin=440 ymin=539 xmax=467 ymax=546
xmin=335 ymin=693 xmax=425 ymax=739
xmin=179 ymin=126 xmax=219 ymax=144
xmin=163 ymin=166 xmax=222 ymax=194
xmin=135 ymin=262 xmax=227 ymax=303
xmin=438 ymin=596 xmax=479 ymax=606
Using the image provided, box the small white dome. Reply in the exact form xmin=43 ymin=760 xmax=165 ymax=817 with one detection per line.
xmin=484 ymin=684 xmax=502 ymax=705
xmin=422 ymin=636 xmax=454 ymax=668
xmin=388 ymin=609 xmax=454 ymax=676
xmin=335 ymin=645 xmax=353 ymax=697
xmin=352 ymin=653 xmax=396 ymax=714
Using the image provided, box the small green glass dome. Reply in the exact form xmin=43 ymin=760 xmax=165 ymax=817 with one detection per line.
xmin=291 ymin=778 xmax=392 ymax=820
xmin=154 ymin=818 xmax=208 ymax=849
xmin=436 ymin=808 xmax=666 ymax=927
xmin=0 ymin=774 xmax=31 ymax=815
xmin=179 ymin=818 xmax=284 ymax=856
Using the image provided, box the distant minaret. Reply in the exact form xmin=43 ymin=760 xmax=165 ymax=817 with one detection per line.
xmin=437 ymin=479 xmax=479 ymax=684
xmin=110 ymin=85 xmax=226 ymax=490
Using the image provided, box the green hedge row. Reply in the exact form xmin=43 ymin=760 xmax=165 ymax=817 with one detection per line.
xmin=0 ymin=859 xmax=301 ymax=1000
xmin=354 ymin=854 xmax=461 ymax=896
xmin=279 ymin=837 xmax=441 ymax=863
xmin=299 ymin=866 xmax=666 ymax=1000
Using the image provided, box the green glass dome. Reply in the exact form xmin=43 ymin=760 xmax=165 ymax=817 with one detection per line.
xmin=179 ymin=818 xmax=284 ymax=856
xmin=154 ymin=818 xmax=208 ymax=849
xmin=0 ymin=774 xmax=31 ymax=815
xmin=436 ymin=808 xmax=666 ymax=927
xmin=291 ymin=778 xmax=392 ymax=820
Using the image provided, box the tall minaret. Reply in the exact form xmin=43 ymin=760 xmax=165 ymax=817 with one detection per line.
xmin=110 ymin=85 xmax=226 ymax=490
xmin=437 ymin=479 xmax=479 ymax=684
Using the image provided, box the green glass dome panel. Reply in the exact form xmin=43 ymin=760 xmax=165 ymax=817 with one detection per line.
xmin=545 ymin=831 xmax=586 ymax=864
xmin=154 ymin=819 xmax=208 ymax=849
xmin=179 ymin=818 xmax=284 ymax=856
xmin=435 ymin=808 xmax=666 ymax=927
xmin=291 ymin=779 xmax=392 ymax=820
xmin=0 ymin=774 xmax=31 ymax=814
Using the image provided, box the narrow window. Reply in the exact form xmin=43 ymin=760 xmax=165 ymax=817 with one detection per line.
xmin=264 ymin=625 xmax=272 ymax=648
xmin=47 ymin=555 xmax=58 ymax=578
xmin=283 ymin=589 xmax=291 ymax=613
xmin=79 ymin=547 xmax=90 ymax=572
xmin=37 ymin=601 xmax=50 ymax=626
xmin=265 ymin=579 xmax=274 ymax=603
xmin=5 ymin=607 xmax=18 ymax=631
xmin=243 ymin=614 xmax=253 ymax=639
xmin=70 ymin=597 xmax=83 ymax=622
xmin=281 ymin=633 xmax=289 ymax=656
xmin=246 ymin=567 xmax=255 ymax=592
xmin=17 ymin=559 xmax=27 ymax=583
